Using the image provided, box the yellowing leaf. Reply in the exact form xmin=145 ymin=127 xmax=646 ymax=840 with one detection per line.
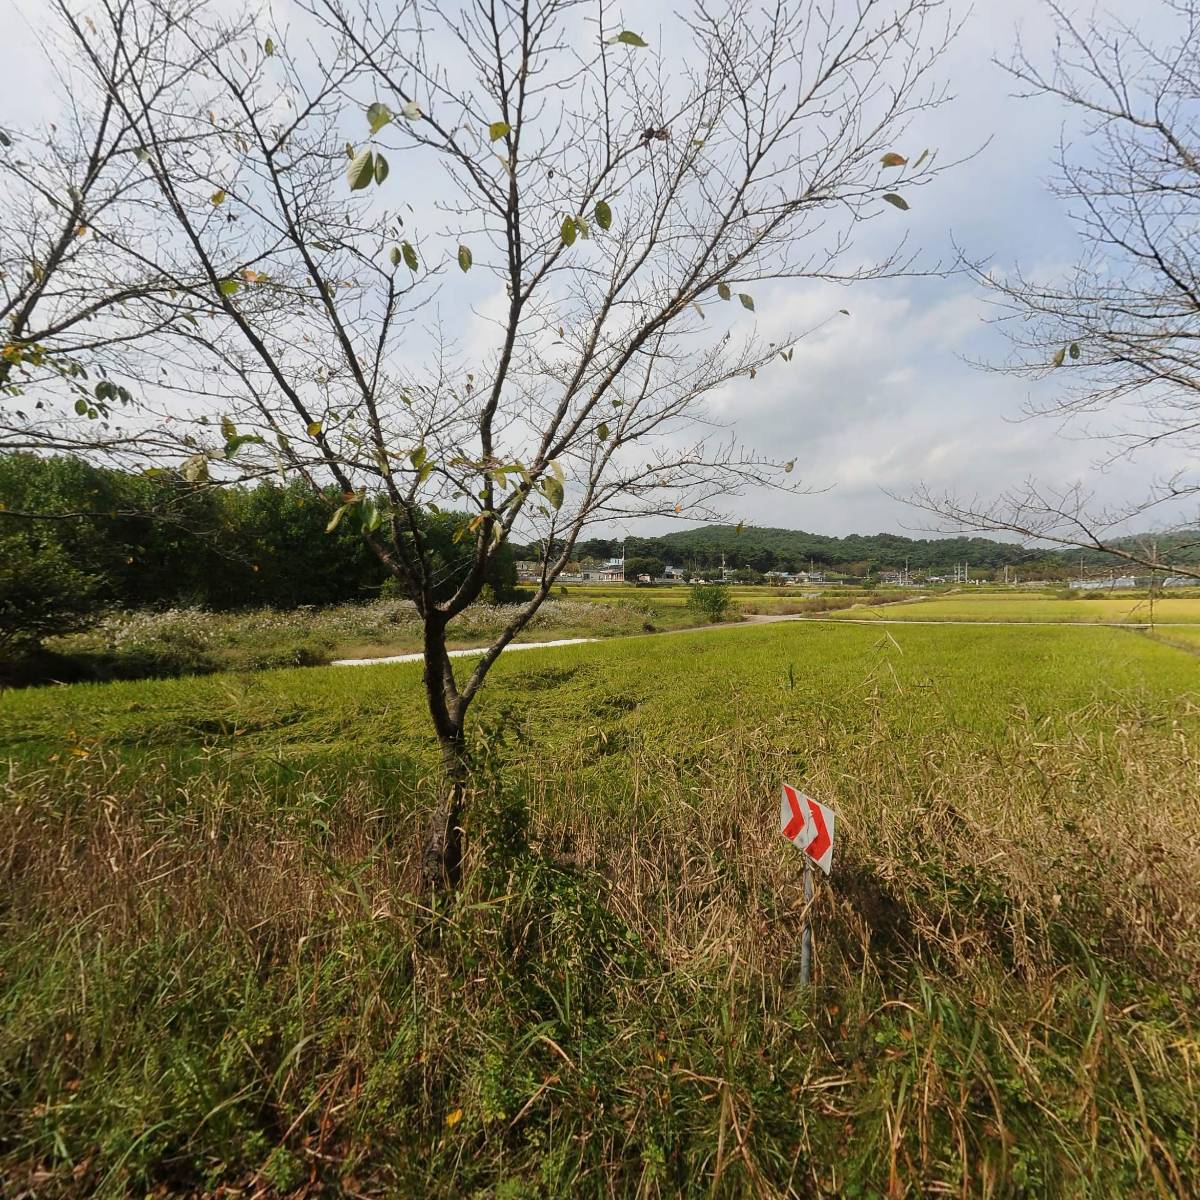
xmin=610 ymin=30 xmax=648 ymax=47
xmin=211 ymin=188 xmax=226 ymax=206
xmin=366 ymin=101 xmax=393 ymax=133
xmin=445 ymin=1108 xmax=463 ymax=1128
xmin=306 ymin=420 xmax=323 ymax=437
xmin=489 ymin=120 xmax=510 ymax=142
xmin=880 ymin=152 xmax=907 ymax=167
xmin=347 ymin=148 xmax=374 ymax=190
xmin=264 ymin=36 xmax=275 ymax=56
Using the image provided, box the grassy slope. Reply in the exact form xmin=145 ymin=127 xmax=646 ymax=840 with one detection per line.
xmin=2 ymin=622 xmax=1199 ymax=1197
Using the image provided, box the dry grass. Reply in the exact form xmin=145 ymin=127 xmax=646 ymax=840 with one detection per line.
xmin=2 ymin=622 xmax=1199 ymax=1196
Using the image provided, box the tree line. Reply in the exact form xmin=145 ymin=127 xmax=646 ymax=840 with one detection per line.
xmin=520 ymin=526 xmax=1088 ymax=579
xmin=0 ymin=455 xmax=515 ymax=650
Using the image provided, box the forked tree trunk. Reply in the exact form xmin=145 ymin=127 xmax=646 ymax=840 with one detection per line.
xmin=419 ymin=614 xmax=471 ymax=889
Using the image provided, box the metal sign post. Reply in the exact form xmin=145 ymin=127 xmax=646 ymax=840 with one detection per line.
xmin=800 ymin=855 xmax=814 ymax=986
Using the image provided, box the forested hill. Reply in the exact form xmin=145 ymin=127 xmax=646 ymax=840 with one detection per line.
xmin=567 ymin=524 xmax=1061 ymax=574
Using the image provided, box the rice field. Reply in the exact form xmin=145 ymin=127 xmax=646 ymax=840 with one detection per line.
xmin=824 ymin=590 xmax=1200 ymax=624
xmin=2 ymin=619 xmax=1198 ymax=1196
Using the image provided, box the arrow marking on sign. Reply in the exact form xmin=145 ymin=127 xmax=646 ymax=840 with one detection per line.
xmin=782 ymin=785 xmax=807 ymax=841
xmin=805 ymin=798 xmax=831 ymax=865
xmin=780 ymin=783 xmax=835 ymax=875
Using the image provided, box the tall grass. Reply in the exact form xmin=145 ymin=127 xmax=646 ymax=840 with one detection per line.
xmin=1 ymin=622 xmax=1198 ymax=1196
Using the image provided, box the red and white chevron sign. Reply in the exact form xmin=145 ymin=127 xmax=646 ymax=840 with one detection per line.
xmin=780 ymin=784 xmax=835 ymax=874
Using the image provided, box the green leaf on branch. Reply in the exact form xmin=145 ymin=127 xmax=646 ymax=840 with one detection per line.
xmin=221 ymin=415 xmax=236 ymax=442
xmin=211 ymin=188 xmax=226 ymax=207
xmin=717 ymin=282 xmax=731 ymax=300
xmin=489 ymin=120 xmax=510 ymax=142
xmin=264 ymin=36 xmax=275 ymax=56
xmin=409 ymin=445 xmax=427 ymax=470
xmin=560 ymin=216 xmax=578 ymax=247
xmin=218 ymin=278 xmax=240 ymax=296
xmin=224 ymin=433 xmax=264 ymax=459
xmin=389 ymin=246 xmax=402 ymax=267
xmin=738 ymin=292 xmax=755 ymax=311
xmin=610 ymin=30 xmax=648 ymax=46
xmin=594 ymin=199 xmax=612 ymax=230
xmin=882 ymin=193 xmax=909 ymax=211
xmin=347 ymin=148 xmax=375 ymax=191
xmin=360 ymin=499 xmax=383 ymax=533
xmin=457 ymin=244 xmax=472 ymax=272
xmin=366 ymin=102 xmax=393 ymax=133
xmin=306 ymin=420 xmax=323 ymax=437
xmin=326 ymin=499 xmax=356 ymax=533
xmin=597 ymin=422 xmax=609 ymax=441
xmin=1069 ymin=342 xmax=1081 ymax=359
xmin=373 ymin=152 xmax=389 ymax=185
xmin=402 ymin=241 xmax=418 ymax=271
xmin=541 ymin=476 xmax=564 ymax=510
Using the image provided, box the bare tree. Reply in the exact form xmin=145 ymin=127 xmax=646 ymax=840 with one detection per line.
xmin=16 ymin=0 xmax=957 ymax=882
xmin=910 ymin=0 xmax=1200 ymax=580
xmin=0 ymin=0 xmax=222 ymax=462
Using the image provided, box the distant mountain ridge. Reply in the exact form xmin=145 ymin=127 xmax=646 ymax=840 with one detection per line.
xmin=548 ymin=523 xmax=1200 ymax=577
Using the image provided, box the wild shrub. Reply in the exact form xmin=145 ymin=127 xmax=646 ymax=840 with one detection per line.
xmin=687 ymin=582 xmax=731 ymax=622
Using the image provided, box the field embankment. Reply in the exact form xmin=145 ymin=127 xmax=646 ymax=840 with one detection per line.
xmin=2 ymin=621 xmax=1198 ymax=1196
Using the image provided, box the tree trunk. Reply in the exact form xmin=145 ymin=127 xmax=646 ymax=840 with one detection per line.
xmin=419 ymin=614 xmax=470 ymax=889
xmin=420 ymin=729 xmax=469 ymax=889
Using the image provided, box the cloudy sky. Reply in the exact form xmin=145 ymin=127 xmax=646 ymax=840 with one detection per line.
xmin=2 ymin=0 xmax=1191 ymax=540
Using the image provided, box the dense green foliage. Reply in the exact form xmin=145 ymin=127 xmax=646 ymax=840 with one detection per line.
xmin=0 ymin=454 xmax=515 ymax=630
xmin=622 ymin=554 xmax=665 ymax=581
xmin=686 ymin=581 xmax=731 ymax=622
xmin=1 ymin=622 xmax=1197 ymax=1196
xmin=0 ymin=530 xmax=100 ymax=650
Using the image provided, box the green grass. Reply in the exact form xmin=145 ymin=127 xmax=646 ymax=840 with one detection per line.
xmin=21 ymin=587 xmax=905 ymax=686
xmin=2 ymin=622 xmax=1199 ymax=1196
xmin=825 ymin=590 xmax=1200 ymax=624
